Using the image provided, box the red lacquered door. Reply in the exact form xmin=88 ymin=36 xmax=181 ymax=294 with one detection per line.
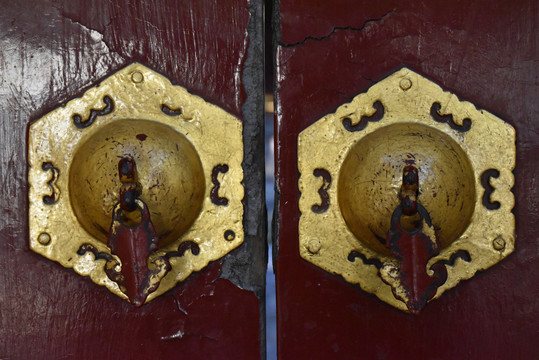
xmin=0 ymin=1 xmax=265 ymax=359
xmin=274 ymin=1 xmax=538 ymax=359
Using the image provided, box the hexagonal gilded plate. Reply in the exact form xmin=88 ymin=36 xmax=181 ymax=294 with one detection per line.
xmin=29 ymin=63 xmax=244 ymax=304
xmin=298 ymin=68 xmax=515 ymax=312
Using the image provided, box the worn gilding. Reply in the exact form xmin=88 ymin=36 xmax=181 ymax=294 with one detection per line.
xmin=28 ymin=63 xmax=244 ymax=304
xmin=298 ymin=68 xmax=516 ymax=312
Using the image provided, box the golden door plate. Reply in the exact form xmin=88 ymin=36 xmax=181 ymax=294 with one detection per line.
xmin=28 ymin=63 xmax=244 ymax=304
xmin=298 ymin=68 xmax=515 ymax=312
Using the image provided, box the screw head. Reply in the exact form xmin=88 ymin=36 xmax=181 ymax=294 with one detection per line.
xmin=37 ymin=232 xmax=51 ymax=245
xmin=399 ymin=78 xmax=412 ymax=91
xmin=307 ymin=239 xmax=321 ymax=254
xmin=131 ymin=71 xmax=144 ymax=83
xmin=493 ymin=236 xmax=506 ymax=251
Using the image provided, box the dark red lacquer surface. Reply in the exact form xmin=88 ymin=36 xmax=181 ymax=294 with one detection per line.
xmin=275 ymin=0 xmax=538 ymax=359
xmin=0 ymin=1 xmax=262 ymax=359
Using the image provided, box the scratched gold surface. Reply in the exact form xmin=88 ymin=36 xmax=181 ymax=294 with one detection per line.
xmin=298 ymin=68 xmax=516 ymax=312
xmin=28 ymin=63 xmax=244 ymax=304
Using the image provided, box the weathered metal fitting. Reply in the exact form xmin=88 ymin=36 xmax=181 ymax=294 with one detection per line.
xmin=28 ymin=63 xmax=244 ymax=305
xmin=298 ymin=68 xmax=516 ymax=313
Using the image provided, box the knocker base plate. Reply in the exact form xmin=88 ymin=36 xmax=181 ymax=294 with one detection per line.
xmin=28 ymin=63 xmax=244 ymax=305
xmin=298 ymin=68 xmax=516 ymax=312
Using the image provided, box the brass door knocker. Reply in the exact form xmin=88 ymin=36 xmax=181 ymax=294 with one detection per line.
xmin=298 ymin=68 xmax=516 ymax=313
xmin=28 ymin=63 xmax=244 ymax=306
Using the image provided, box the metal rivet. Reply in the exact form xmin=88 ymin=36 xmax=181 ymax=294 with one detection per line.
xmin=131 ymin=72 xmax=144 ymax=83
xmin=493 ymin=236 xmax=506 ymax=251
xmin=399 ymin=78 xmax=412 ymax=91
xmin=224 ymin=230 xmax=235 ymax=241
xmin=307 ymin=239 xmax=321 ymax=254
xmin=38 ymin=232 xmax=51 ymax=245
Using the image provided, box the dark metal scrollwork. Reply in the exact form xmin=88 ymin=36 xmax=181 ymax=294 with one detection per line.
xmin=430 ymin=102 xmax=471 ymax=132
xmin=311 ymin=168 xmax=331 ymax=213
xmin=342 ymin=100 xmax=385 ymax=132
xmin=211 ymin=164 xmax=230 ymax=206
xmin=481 ymin=169 xmax=501 ymax=210
xmin=42 ymin=162 xmax=60 ymax=205
xmin=72 ymin=95 xmax=114 ymax=129
xmin=161 ymin=104 xmax=182 ymax=116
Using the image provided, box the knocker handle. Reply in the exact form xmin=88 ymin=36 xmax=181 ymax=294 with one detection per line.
xmin=381 ymin=165 xmax=447 ymax=314
xmin=106 ymin=158 xmax=167 ymax=307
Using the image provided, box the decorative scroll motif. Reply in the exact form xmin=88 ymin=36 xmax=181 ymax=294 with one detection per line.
xmin=311 ymin=169 xmax=331 ymax=213
xmin=342 ymin=100 xmax=385 ymax=132
xmin=481 ymin=169 xmax=501 ymax=210
xmin=167 ymin=241 xmax=201 ymax=258
xmin=161 ymin=104 xmax=182 ymax=116
xmin=72 ymin=95 xmax=114 ymax=129
xmin=77 ymin=244 xmax=124 ymax=287
xmin=77 ymin=238 xmax=200 ymax=305
xmin=432 ymin=249 xmax=471 ymax=268
xmin=42 ymin=162 xmax=60 ymax=205
xmin=347 ymin=250 xmax=383 ymax=269
xmin=430 ymin=102 xmax=471 ymax=132
xmin=211 ymin=164 xmax=230 ymax=206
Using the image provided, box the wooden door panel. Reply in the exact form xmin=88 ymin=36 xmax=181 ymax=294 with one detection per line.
xmin=0 ymin=1 xmax=265 ymax=359
xmin=274 ymin=1 xmax=538 ymax=359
